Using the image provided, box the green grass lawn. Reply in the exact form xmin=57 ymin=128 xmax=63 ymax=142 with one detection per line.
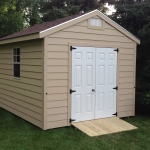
xmin=0 ymin=108 xmax=150 ymax=150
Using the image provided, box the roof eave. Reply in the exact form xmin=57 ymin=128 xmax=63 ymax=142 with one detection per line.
xmin=0 ymin=33 xmax=40 ymax=45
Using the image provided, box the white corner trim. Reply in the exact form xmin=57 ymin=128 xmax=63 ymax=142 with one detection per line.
xmin=40 ymin=9 xmax=99 ymax=34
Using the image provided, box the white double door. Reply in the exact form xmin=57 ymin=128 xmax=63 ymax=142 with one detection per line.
xmin=71 ymin=46 xmax=117 ymax=122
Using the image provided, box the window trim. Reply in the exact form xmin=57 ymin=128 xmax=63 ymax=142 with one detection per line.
xmin=88 ymin=17 xmax=105 ymax=30
xmin=12 ymin=48 xmax=20 ymax=79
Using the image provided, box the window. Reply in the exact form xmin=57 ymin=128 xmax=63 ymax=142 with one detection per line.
xmin=88 ymin=18 xmax=105 ymax=30
xmin=13 ymin=48 xmax=20 ymax=78
xmin=90 ymin=18 xmax=102 ymax=27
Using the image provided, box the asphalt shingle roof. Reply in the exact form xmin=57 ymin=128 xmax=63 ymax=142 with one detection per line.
xmin=0 ymin=13 xmax=86 ymax=41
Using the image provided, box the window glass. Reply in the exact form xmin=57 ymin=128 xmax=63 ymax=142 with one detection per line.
xmin=90 ymin=18 xmax=102 ymax=27
xmin=13 ymin=48 xmax=20 ymax=78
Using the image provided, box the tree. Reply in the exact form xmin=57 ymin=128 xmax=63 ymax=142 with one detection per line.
xmin=0 ymin=0 xmax=42 ymax=38
xmin=21 ymin=0 xmax=42 ymax=27
xmin=41 ymin=0 xmax=109 ymax=22
xmin=0 ymin=0 xmax=112 ymax=38
xmin=111 ymin=0 xmax=150 ymax=111
xmin=0 ymin=1 xmax=24 ymax=38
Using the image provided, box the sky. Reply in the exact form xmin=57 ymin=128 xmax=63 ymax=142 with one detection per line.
xmin=105 ymin=3 xmax=116 ymax=15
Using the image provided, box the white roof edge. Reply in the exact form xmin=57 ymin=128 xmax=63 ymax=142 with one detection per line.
xmin=40 ymin=9 xmax=140 ymax=44
xmin=40 ymin=9 xmax=99 ymax=34
xmin=98 ymin=10 xmax=140 ymax=43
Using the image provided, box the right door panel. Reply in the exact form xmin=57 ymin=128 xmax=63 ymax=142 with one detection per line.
xmin=95 ymin=48 xmax=117 ymax=119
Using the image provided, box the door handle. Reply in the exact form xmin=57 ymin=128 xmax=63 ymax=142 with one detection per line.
xmin=92 ymin=89 xmax=95 ymax=92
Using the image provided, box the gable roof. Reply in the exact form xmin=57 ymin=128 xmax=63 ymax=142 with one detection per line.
xmin=0 ymin=10 xmax=140 ymax=44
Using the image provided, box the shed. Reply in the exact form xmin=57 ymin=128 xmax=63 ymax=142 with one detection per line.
xmin=0 ymin=10 xmax=140 ymax=130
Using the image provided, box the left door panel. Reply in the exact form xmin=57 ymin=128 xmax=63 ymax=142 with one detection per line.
xmin=71 ymin=47 xmax=95 ymax=122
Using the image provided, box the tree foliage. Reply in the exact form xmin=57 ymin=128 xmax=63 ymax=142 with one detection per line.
xmin=40 ymin=0 xmax=109 ymax=22
xmin=0 ymin=0 xmax=42 ymax=38
xmin=21 ymin=0 xmax=42 ymax=27
xmin=0 ymin=1 xmax=24 ymax=38
xmin=111 ymin=0 xmax=150 ymax=110
xmin=1 ymin=0 xmax=150 ymax=112
xmin=0 ymin=0 xmax=109 ymax=38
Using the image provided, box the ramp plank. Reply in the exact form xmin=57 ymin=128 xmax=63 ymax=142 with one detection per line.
xmin=72 ymin=117 xmax=137 ymax=137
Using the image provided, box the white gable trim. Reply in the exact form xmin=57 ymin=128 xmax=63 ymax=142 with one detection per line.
xmin=40 ymin=10 xmax=98 ymax=34
xmin=39 ymin=10 xmax=140 ymax=44
xmin=39 ymin=10 xmax=100 ymax=38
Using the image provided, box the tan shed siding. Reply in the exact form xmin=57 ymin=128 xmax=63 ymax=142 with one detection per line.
xmin=46 ymin=43 xmax=69 ymax=129
xmin=0 ymin=39 xmax=43 ymax=128
xmin=118 ymin=46 xmax=136 ymax=117
xmin=46 ymin=16 xmax=136 ymax=129
xmin=47 ymin=120 xmax=68 ymax=129
xmin=47 ymin=100 xmax=67 ymax=108
xmin=133 ymin=44 xmax=137 ymax=116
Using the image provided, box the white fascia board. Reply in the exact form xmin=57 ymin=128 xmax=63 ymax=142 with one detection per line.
xmin=99 ymin=11 xmax=140 ymax=44
xmin=39 ymin=10 xmax=99 ymax=35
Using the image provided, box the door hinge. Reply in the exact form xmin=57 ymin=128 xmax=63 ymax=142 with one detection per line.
xmin=70 ymin=118 xmax=76 ymax=123
xmin=112 ymin=112 xmax=117 ymax=116
xmin=113 ymin=86 xmax=118 ymax=90
xmin=70 ymin=89 xmax=76 ymax=94
xmin=70 ymin=46 xmax=77 ymax=51
xmin=114 ymin=48 xmax=119 ymax=53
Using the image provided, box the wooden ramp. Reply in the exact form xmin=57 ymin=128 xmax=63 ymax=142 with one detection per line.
xmin=72 ymin=117 xmax=137 ymax=137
